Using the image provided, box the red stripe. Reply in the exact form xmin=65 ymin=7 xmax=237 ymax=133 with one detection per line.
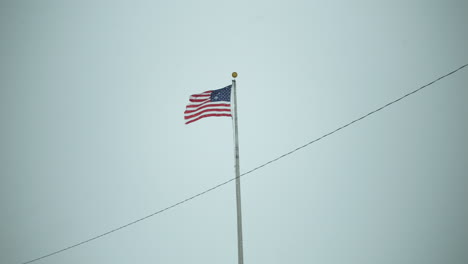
xmin=184 ymin=103 xmax=231 ymax=114
xmin=190 ymin=98 xmax=210 ymax=103
xmin=184 ymin=108 xmax=231 ymax=120
xmin=190 ymin=91 xmax=212 ymax=97
xmin=186 ymin=100 xmax=215 ymax=109
xmin=185 ymin=113 xmax=232 ymax=125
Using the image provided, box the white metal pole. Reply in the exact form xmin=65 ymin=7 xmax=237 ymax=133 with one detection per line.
xmin=232 ymin=74 xmax=244 ymax=264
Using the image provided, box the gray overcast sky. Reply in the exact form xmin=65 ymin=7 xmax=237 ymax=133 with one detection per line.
xmin=1 ymin=1 xmax=467 ymax=263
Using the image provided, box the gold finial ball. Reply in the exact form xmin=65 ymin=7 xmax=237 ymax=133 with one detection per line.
xmin=232 ymin=72 xmax=238 ymax=78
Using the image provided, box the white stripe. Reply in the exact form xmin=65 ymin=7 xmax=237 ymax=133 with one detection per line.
xmin=190 ymin=95 xmax=210 ymax=100
xmin=185 ymin=100 xmax=229 ymax=109
xmin=186 ymin=99 xmax=210 ymax=107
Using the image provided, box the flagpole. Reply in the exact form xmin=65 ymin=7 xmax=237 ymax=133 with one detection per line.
xmin=232 ymin=72 xmax=244 ymax=264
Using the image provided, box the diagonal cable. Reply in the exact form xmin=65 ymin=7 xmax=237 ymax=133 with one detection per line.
xmin=240 ymin=64 xmax=468 ymax=176
xmin=19 ymin=63 xmax=468 ymax=264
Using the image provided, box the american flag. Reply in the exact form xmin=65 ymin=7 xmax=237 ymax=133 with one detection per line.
xmin=184 ymin=85 xmax=232 ymax=125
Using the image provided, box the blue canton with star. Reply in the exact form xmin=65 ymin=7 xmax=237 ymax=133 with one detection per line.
xmin=210 ymin=85 xmax=232 ymax=102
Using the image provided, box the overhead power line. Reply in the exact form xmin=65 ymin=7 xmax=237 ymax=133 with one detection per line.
xmin=20 ymin=63 xmax=468 ymax=264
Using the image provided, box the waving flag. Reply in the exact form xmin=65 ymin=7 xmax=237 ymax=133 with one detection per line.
xmin=184 ymin=85 xmax=232 ymax=125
